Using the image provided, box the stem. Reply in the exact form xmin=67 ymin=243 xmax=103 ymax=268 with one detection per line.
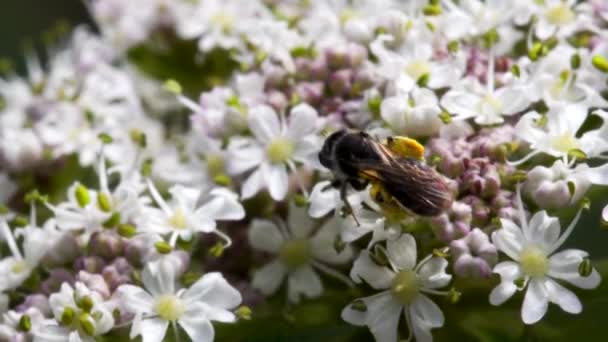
xmin=311 ymin=260 xmax=355 ymax=288
xmin=487 ymin=48 xmax=495 ymax=94
xmin=213 ymin=229 xmax=233 ymax=249
xmin=171 ymin=321 xmax=182 ymax=342
xmin=1 ymin=221 xmax=22 ymax=260
xmin=177 ymin=95 xmax=202 ymax=114
xmin=146 ymin=178 xmax=173 ymax=216
xmin=548 ymin=205 xmax=583 ymax=255
xmin=286 ymin=160 xmax=310 ymax=198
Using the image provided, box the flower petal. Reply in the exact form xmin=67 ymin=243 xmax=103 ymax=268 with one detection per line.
xmin=350 ymin=251 xmax=394 ymax=290
xmin=341 ymin=291 xmax=402 ymax=342
xmin=310 ymin=216 xmax=353 ymax=264
xmin=248 ymin=219 xmax=285 ymax=253
xmin=521 ymin=278 xmax=548 ymax=325
xmin=287 ymin=103 xmax=317 ymax=140
xmin=287 ymin=202 xmax=315 ymax=239
xmin=287 ymin=265 xmax=323 ymax=303
xmin=182 ymin=272 xmax=242 ymax=310
xmin=492 ymin=219 xmax=524 ymax=260
xmin=386 ymin=234 xmax=417 ymax=271
xmin=548 ymin=249 xmax=601 ymax=289
xmin=138 ymin=318 xmax=169 ymax=342
xmin=252 ymin=259 xmax=287 ymax=296
xmin=248 ymin=105 xmax=281 ymax=144
xmin=418 ymin=257 xmax=451 ymax=290
xmin=179 ymin=316 xmax=214 ymax=342
xmin=544 ymin=278 xmax=581 ymax=315
xmin=264 ymin=163 xmax=289 ymax=201
xmin=241 ymin=167 xmax=264 ymax=200
xmin=116 ymin=285 xmax=154 ymax=314
xmin=410 ymin=294 xmax=444 ymax=328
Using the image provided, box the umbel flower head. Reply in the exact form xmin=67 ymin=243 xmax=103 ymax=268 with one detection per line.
xmin=490 ymin=187 xmax=601 ymax=324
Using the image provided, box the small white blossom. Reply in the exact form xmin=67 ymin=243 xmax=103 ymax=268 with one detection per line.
xmin=117 ymin=263 xmax=241 ymax=342
xmin=249 ymin=204 xmax=353 ymax=303
xmin=490 ymin=187 xmax=601 ymax=324
xmin=343 ymin=234 xmax=452 ymax=342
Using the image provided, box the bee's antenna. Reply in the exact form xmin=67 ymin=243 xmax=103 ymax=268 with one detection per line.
xmin=340 ymin=183 xmax=361 ymax=227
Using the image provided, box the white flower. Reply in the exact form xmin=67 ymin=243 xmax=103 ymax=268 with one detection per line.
xmin=117 ymin=264 xmax=241 ymax=342
xmin=524 ymin=159 xmax=608 ymax=209
xmin=513 ymin=103 xmax=607 ymax=163
xmin=342 ymin=234 xmax=452 ymax=342
xmin=227 ymin=103 xmax=322 ymax=200
xmin=308 ymin=180 xmax=367 ymax=219
xmin=534 ymin=0 xmax=584 ymax=40
xmin=139 ymin=180 xmax=245 ymax=246
xmin=0 ymin=173 xmax=16 ymax=204
xmin=0 ymin=307 xmax=46 ymax=341
xmin=489 ymin=187 xmax=601 ymax=324
xmin=248 ymin=204 xmax=353 ymax=303
xmin=381 ymin=86 xmax=443 ymax=137
xmin=0 ymin=214 xmax=61 ymax=292
xmin=46 ymin=182 xmax=111 ymax=234
xmin=441 ymin=53 xmax=530 ymax=126
xmin=34 ymin=282 xmax=115 ymax=341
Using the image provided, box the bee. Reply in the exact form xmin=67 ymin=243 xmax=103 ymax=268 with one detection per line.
xmin=318 ymin=130 xmax=453 ymax=224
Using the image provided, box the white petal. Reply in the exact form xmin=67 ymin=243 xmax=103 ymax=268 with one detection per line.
xmin=287 ymin=202 xmax=315 ymax=239
xmin=497 ymin=87 xmax=529 ymax=114
xmin=310 ymin=216 xmax=353 ymax=264
xmin=544 ymin=278 xmax=581 ymax=314
xmin=138 ymin=318 xmax=169 ymax=342
xmin=308 ymin=181 xmax=338 ymax=218
xmin=226 ymin=139 xmax=264 ymax=175
xmin=525 ymin=211 xmax=560 ymax=253
xmin=492 ymin=219 xmax=524 ymax=260
xmin=197 ymin=188 xmax=245 ymax=221
xmin=252 ymin=260 xmax=287 ymax=296
xmin=386 ymin=234 xmax=417 ymax=271
xmin=179 ymin=317 xmax=214 ymax=342
xmin=241 ymin=167 xmax=264 ymax=200
xmin=287 ymin=103 xmax=317 ymax=140
xmin=418 ymin=257 xmax=451 ymax=289
xmin=341 ymin=291 xmax=402 ymax=342
xmin=182 ymin=272 xmax=242 ymax=310
xmin=141 ymin=263 xmax=175 ymax=297
xmin=350 ymin=251 xmax=394 ymax=290
xmin=287 ymin=265 xmax=323 ymax=303
xmin=116 ymin=285 xmax=154 ymax=313
xmin=248 ymin=219 xmax=285 ymax=253
xmin=521 ymin=278 xmax=549 ymax=324
xmin=489 ymin=281 xmax=518 ymax=306
xmin=264 ymin=163 xmax=289 ymax=201
xmin=248 ymin=105 xmax=281 ymax=144
xmin=410 ymin=294 xmax=444 ymax=328
xmin=548 ymin=249 xmax=601 ymax=289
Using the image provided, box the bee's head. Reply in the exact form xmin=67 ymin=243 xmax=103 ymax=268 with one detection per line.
xmin=319 ymin=129 xmax=347 ymax=169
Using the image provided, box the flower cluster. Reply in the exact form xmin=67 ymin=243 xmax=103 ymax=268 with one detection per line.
xmin=1 ymin=0 xmax=607 ymax=341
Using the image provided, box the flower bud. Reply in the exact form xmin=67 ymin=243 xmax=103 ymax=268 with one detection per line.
xmin=42 ymin=233 xmax=79 ymax=267
xmin=329 ymin=69 xmax=353 ymax=96
xmin=16 ymin=294 xmax=50 ymax=316
xmin=77 ymin=271 xmax=110 ymax=299
xmin=450 ymin=228 xmax=497 ymax=278
xmin=89 ymin=231 xmax=124 ymax=260
xmin=102 ymin=258 xmax=133 ymax=291
xmin=294 ymin=82 xmax=324 ymax=105
xmin=41 ymin=269 xmax=74 ymax=295
xmin=74 ymin=256 xmax=106 ymax=274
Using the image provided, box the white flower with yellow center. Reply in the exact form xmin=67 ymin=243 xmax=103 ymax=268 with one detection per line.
xmin=0 ymin=208 xmax=61 ymax=292
xmin=117 ymin=264 xmax=241 ymax=342
xmin=381 ymin=86 xmax=443 ymax=137
xmin=139 ymin=181 xmax=244 ymax=246
xmin=535 ymin=0 xmax=581 ymax=40
xmin=248 ymin=204 xmax=353 ymax=303
xmin=513 ymin=102 xmax=606 ymax=164
xmin=34 ymin=282 xmax=115 ymax=342
xmin=489 ymin=187 xmax=601 ymax=324
xmin=46 ymin=182 xmax=111 ymax=234
xmin=441 ymin=54 xmax=530 ymax=125
xmin=342 ymin=234 xmax=452 ymax=342
xmin=227 ymin=103 xmax=322 ymax=201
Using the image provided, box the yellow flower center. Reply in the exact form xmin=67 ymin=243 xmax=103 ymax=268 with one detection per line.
xmin=519 ymin=246 xmax=549 ymax=278
xmin=279 ymin=239 xmax=311 ymax=268
xmin=550 ymin=130 xmax=580 ymax=153
xmin=206 ymin=154 xmax=225 ymax=176
xmin=154 ymin=294 xmax=185 ymax=321
xmin=480 ymin=94 xmax=502 ymax=113
xmin=266 ymin=137 xmax=294 ymax=164
xmin=211 ymin=12 xmax=234 ymax=33
xmin=546 ymin=4 xmax=575 ymax=25
xmin=11 ymin=260 xmax=28 ymax=274
xmin=404 ymin=60 xmax=431 ymax=81
xmin=168 ymin=208 xmax=188 ymax=230
xmin=391 ymin=270 xmax=419 ymax=304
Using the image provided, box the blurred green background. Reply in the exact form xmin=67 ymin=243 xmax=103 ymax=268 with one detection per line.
xmin=1 ymin=1 xmax=608 ymax=341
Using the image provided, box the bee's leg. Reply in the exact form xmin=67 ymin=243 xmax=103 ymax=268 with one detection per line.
xmin=340 ymin=182 xmax=361 ymax=227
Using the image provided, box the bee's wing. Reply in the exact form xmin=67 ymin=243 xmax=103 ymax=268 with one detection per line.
xmin=357 ymin=157 xmax=453 ymax=216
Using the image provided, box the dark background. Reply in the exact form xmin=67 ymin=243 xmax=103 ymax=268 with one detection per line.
xmin=0 ymin=0 xmax=94 ymax=73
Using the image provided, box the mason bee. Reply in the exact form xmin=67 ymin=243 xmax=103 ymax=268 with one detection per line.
xmin=319 ymin=130 xmax=453 ymax=224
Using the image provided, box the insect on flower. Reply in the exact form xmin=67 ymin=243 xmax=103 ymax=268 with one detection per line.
xmin=319 ymin=130 xmax=453 ymax=224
